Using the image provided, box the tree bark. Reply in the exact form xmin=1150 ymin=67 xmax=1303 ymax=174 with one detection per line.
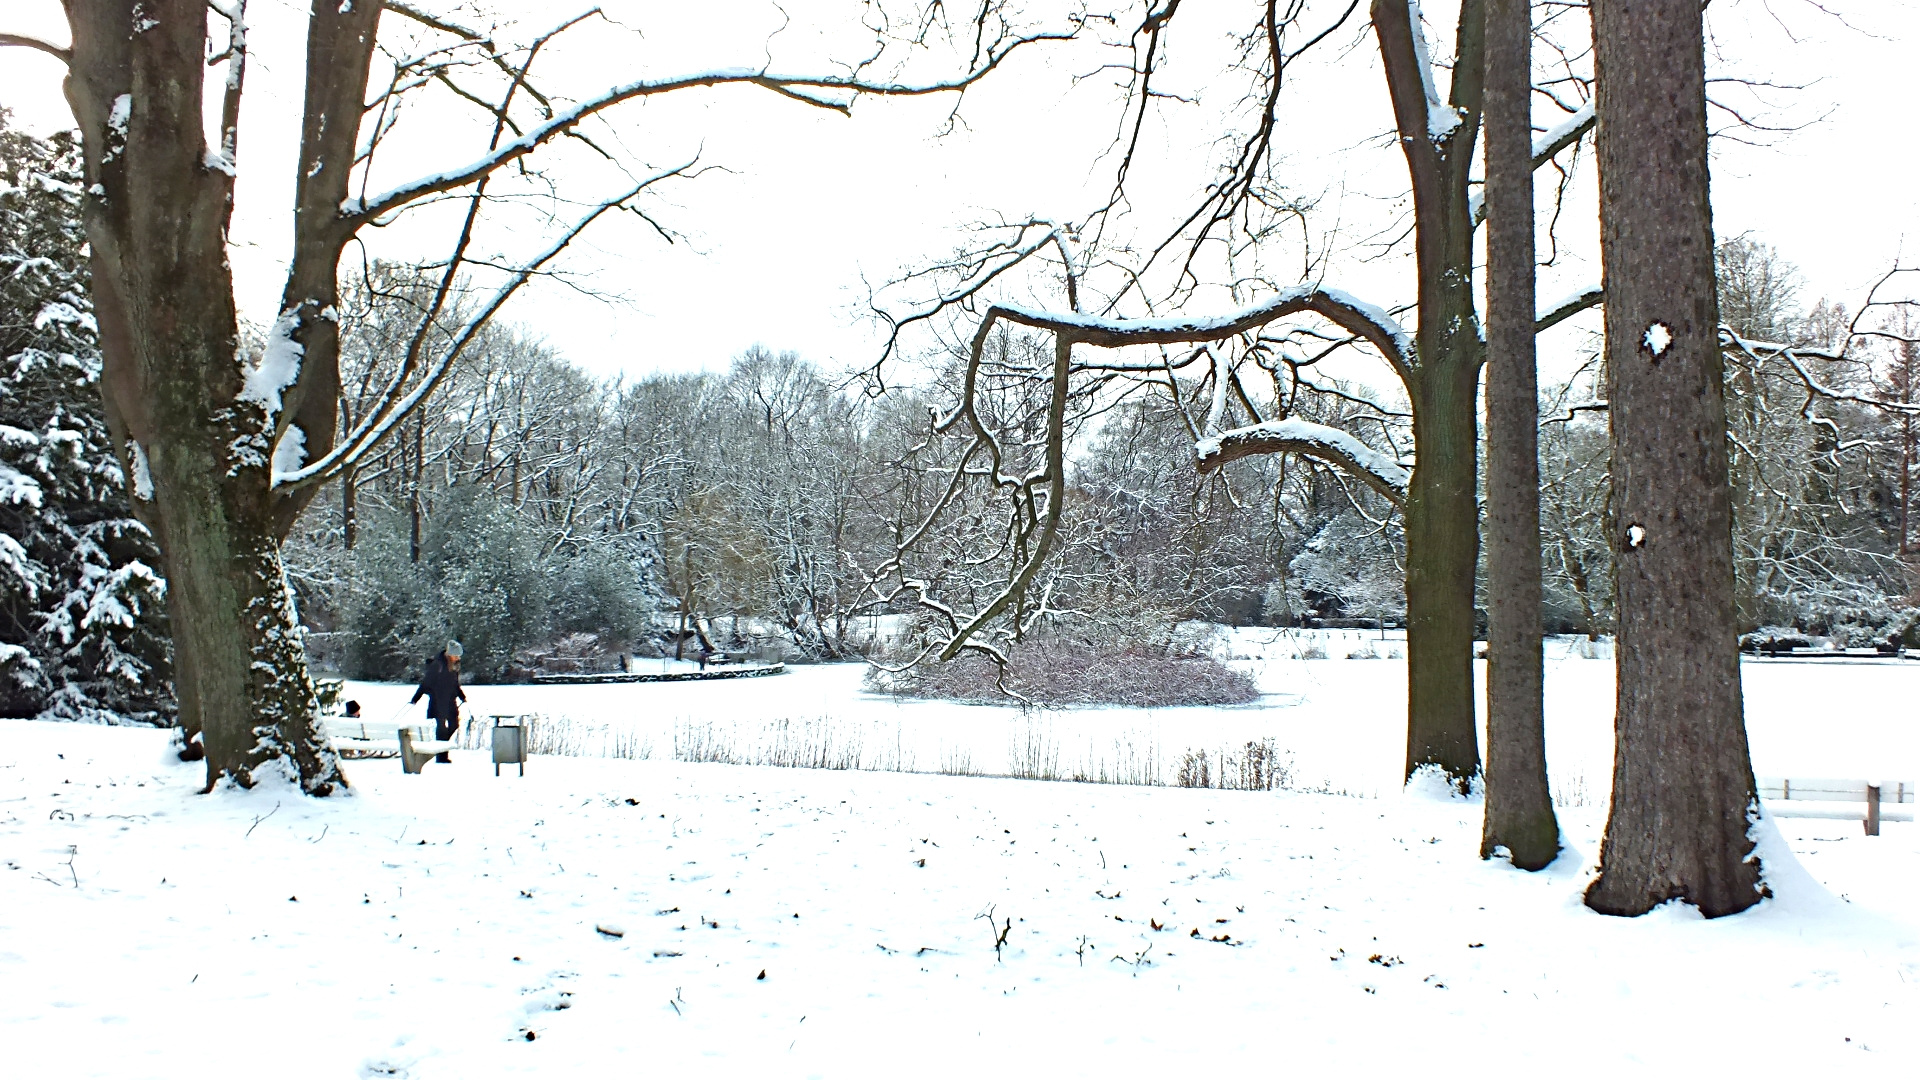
xmin=1479 ymin=0 xmax=1559 ymax=869
xmin=61 ymin=0 xmax=349 ymax=792
xmin=1585 ymin=0 xmax=1762 ymax=918
xmin=1403 ymin=361 xmax=1483 ymax=786
xmin=1373 ymin=0 xmax=1486 ymax=790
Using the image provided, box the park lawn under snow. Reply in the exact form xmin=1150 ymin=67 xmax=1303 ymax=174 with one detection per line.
xmin=2 ymin=639 xmax=1917 ymax=1077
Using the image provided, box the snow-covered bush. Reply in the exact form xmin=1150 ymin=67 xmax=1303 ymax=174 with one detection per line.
xmin=1289 ymin=510 xmax=1405 ymax=624
xmin=865 ymin=638 xmax=1259 ymax=708
xmin=325 ymin=485 xmax=653 ymax=682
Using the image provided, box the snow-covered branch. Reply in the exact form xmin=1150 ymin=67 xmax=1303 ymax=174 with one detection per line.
xmin=345 ymin=29 xmax=1074 ymax=225
xmin=1196 ymin=418 xmax=1409 ymax=506
xmin=275 ymin=175 xmax=657 ymax=491
xmin=0 ymin=33 xmax=70 ymax=65
xmin=1469 ymin=95 xmax=1596 ymax=227
xmin=1533 ymin=99 xmax=1594 ymax=168
xmin=1536 ymin=285 xmax=1603 ymax=334
xmin=1722 ymin=328 xmax=1920 ymax=416
xmin=991 ymin=283 xmax=1416 ymax=381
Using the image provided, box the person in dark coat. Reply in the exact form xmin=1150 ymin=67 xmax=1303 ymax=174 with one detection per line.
xmin=411 ymin=640 xmax=468 ymax=763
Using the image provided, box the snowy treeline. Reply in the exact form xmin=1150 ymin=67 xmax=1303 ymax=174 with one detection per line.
xmin=1540 ymin=237 xmax=1919 ymax=643
xmin=7 ymin=103 xmax=1909 ymax=700
xmin=277 ymin=239 xmax=1920 ymax=683
xmin=0 ymin=114 xmax=171 ymax=723
xmin=280 ymin=274 xmax=1409 ymax=680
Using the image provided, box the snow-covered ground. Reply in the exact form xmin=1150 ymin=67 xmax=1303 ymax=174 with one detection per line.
xmin=3 ymin=637 xmax=1917 ymax=1077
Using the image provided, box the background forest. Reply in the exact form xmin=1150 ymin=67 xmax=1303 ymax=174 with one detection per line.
xmin=280 ymin=243 xmax=1918 ymax=687
xmin=3 ymin=110 xmax=1915 ymax=707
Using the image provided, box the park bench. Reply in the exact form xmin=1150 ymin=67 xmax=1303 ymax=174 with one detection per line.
xmin=321 ymin=718 xmax=401 ymax=758
xmin=397 ymin=727 xmax=457 ymax=774
xmin=1757 ymin=777 xmax=1913 ymax=835
xmin=319 ymin=718 xmax=454 ymax=773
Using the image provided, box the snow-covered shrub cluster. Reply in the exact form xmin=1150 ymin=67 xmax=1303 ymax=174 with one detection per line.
xmin=298 ymin=482 xmax=655 ymax=682
xmin=865 ymin=639 xmax=1259 ymax=708
xmin=0 ymin=112 xmax=171 ymax=724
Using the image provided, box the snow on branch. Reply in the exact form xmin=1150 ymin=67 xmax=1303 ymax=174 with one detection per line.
xmin=1403 ymin=1 xmax=1461 ymax=143
xmin=0 ymin=33 xmax=71 ymax=66
xmin=344 ymin=28 xmax=1075 ymax=225
xmin=1536 ymin=285 xmax=1603 ymax=334
xmin=1720 ymin=328 xmax=1920 ymax=418
xmin=992 ymin=283 xmax=1415 ymax=378
xmin=1533 ymin=99 xmax=1594 ymax=168
xmin=276 ymin=174 xmax=657 ymax=490
xmin=1470 ymin=97 xmax=1596 ymax=226
xmin=1196 ymin=418 xmax=1409 ymax=506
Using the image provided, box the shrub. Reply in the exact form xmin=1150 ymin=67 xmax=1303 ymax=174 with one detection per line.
xmin=866 ymin=641 xmax=1259 ymax=708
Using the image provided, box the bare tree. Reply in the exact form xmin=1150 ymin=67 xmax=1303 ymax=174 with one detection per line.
xmin=875 ymin=1 xmax=1602 ymax=789
xmin=2 ymin=0 xmax=1081 ymax=792
xmin=1585 ymin=0 xmax=1761 ymax=919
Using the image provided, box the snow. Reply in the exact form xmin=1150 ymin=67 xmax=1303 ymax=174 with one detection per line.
xmin=270 ymin=423 xmax=307 ymax=481
xmin=1537 ymin=284 xmax=1603 ymax=326
xmin=1644 ymin=322 xmax=1673 ymax=357
xmin=0 ymin=533 xmax=37 ymax=594
xmin=31 ymin=299 xmax=89 ymax=331
xmin=1404 ymin=2 xmax=1461 ymax=143
xmin=0 ymin=461 xmax=44 ymax=507
xmin=125 ymin=440 xmax=152 ymax=502
xmin=239 ymin=309 xmax=305 ymax=422
xmin=105 ymin=94 xmax=130 ymax=141
xmin=1534 ymin=99 xmax=1596 ymax=161
xmin=2 ymin=642 xmax=1916 ymax=1075
xmin=1196 ymin=417 xmax=1408 ymax=498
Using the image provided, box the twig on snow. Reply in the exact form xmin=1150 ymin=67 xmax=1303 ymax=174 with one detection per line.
xmin=245 ymin=802 xmax=280 ymax=839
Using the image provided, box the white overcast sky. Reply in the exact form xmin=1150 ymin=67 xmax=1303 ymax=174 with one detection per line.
xmin=2 ymin=0 xmax=1916 ymax=384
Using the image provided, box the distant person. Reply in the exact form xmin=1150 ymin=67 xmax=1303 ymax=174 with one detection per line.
xmin=698 ymin=642 xmax=713 ymax=672
xmin=411 ymin=641 xmax=468 ymax=763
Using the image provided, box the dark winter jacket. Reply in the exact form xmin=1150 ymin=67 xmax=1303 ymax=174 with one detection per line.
xmin=410 ymin=655 xmax=467 ymax=720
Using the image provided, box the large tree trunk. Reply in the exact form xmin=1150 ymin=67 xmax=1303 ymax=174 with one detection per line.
xmin=1479 ymin=0 xmax=1559 ymax=868
xmin=63 ymin=0 xmax=348 ymax=793
xmin=1403 ymin=360 xmax=1483 ymax=786
xmin=1585 ymin=0 xmax=1761 ymax=918
xmin=1374 ymin=0 xmax=1487 ymax=789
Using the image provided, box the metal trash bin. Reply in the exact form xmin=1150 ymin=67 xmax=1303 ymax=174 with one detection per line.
xmin=491 ymin=716 xmax=528 ymax=776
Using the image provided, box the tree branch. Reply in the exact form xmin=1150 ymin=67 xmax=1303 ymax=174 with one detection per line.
xmin=344 ymin=30 xmax=1075 ymax=225
xmin=1533 ymin=98 xmax=1594 ymax=167
xmin=1536 ymin=284 xmax=1603 ymax=333
xmin=1197 ymin=418 xmax=1409 ymax=506
xmin=275 ymin=173 xmax=666 ymax=492
xmin=992 ymin=284 xmax=1416 ymax=385
xmin=0 ymin=32 xmax=70 ymax=65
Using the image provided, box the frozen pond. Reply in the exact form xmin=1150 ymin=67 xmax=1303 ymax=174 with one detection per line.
xmin=341 ymin=630 xmax=1920 ymax=805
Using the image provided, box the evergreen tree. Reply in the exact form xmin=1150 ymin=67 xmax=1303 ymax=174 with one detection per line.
xmin=0 ymin=112 xmax=171 ymax=724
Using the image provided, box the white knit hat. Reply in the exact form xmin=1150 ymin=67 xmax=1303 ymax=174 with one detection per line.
xmin=446 ymin=640 xmax=464 ymax=658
